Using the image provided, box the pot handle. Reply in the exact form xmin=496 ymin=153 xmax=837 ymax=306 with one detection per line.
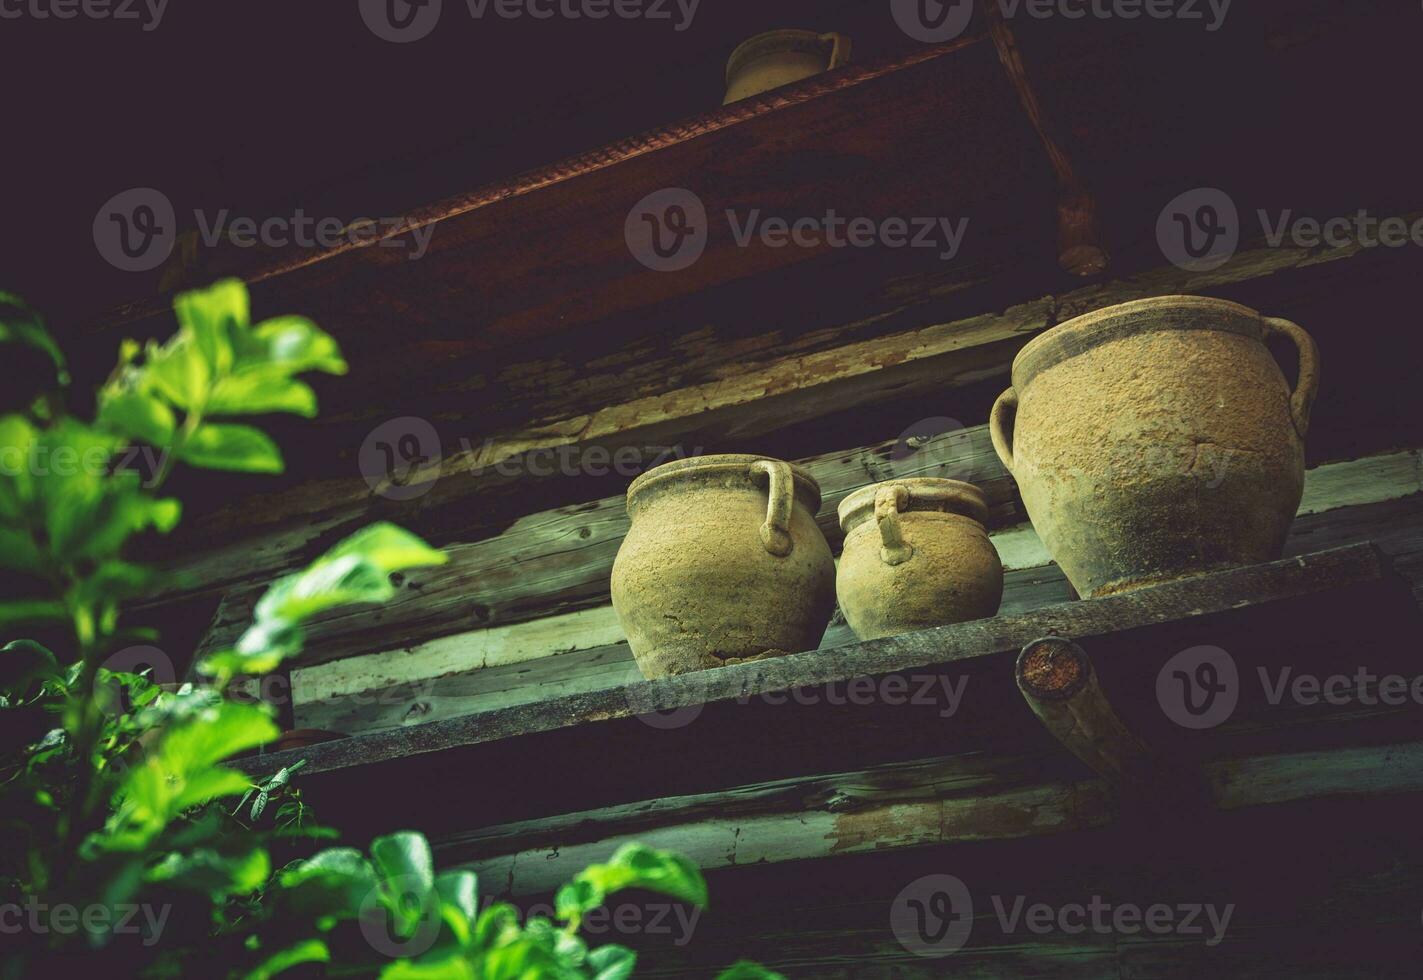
xmin=751 ymin=459 xmax=795 ymax=558
xmin=989 ymin=387 xmax=1019 ymax=474
xmin=875 ymin=484 xmax=914 ymax=566
xmin=1260 ymin=316 xmax=1320 ymax=439
xmin=819 ymin=32 xmax=852 ymax=70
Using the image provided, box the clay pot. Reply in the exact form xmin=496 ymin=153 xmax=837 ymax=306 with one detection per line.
xmin=723 ymin=30 xmax=851 ymax=104
xmin=990 ymin=296 xmax=1320 ymax=598
xmin=611 ymin=454 xmax=836 ymax=678
xmin=837 ymin=479 xmax=1004 ymax=641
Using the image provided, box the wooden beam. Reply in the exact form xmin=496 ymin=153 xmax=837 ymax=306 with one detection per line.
xmin=209 ymin=446 xmax=1423 ymax=680
xmin=445 ymin=740 xmax=1423 ymax=898
xmin=232 ymin=545 xmax=1421 ymax=848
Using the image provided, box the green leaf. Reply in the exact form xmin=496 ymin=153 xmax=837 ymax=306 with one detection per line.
xmin=225 ymin=523 xmax=447 ymax=671
xmin=145 ymin=847 xmax=271 ymax=900
xmin=177 ymin=423 xmax=284 ymax=473
xmin=277 ymin=848 xmax=378 ymax=920
xmin=99 ymin=702 xmax=278 ymax=850
xmin=0 ymin=292 xmax=68 ymax=386
xmin=0 ymin=526 xmax=43 ymax=575
xmin=588 ymin=945 xmax=638 ymax=980
xmin=244 ymin=938 xmax=330 ymax=980
xmin=240 ymin=316 xmax=347 ymax=376
xmin=143 ymin=334 xmax=211 ymax=410
xmin=0 ymin=600 xmax=67 ymax=630
xmin=174 ymin=278 xmax=245 ymax=376
xmin=98 ymin=388 xmax=176 ymax=447
xmin=380 ymin=955 xmax=474 ymax=980
xmin=434 ymin=870 xmax=479 ymax=926
xmin=0 ymin=414 xmax=39 ymax=520
xmin=207 ymin=374 xmax=318 ymax=417
xmin=572 ymin=844 xmax=708 ymax=911
xmin=0 ymin=638 xmax=61 ymax=700
xmin=714 ymin=962 xmax=788 ymax=980
xmin=372 ymin=831 xmax=436 ymax=931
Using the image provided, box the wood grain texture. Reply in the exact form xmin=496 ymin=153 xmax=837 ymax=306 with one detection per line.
xmin=233 ymin=543 xmax=1422 ymax=857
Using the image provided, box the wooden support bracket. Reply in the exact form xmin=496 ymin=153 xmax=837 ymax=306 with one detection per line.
xmin=1015 ymin=635 xmax=1210 ymax=814
xmin=980 ymin=0 xmax=1110 ymax=277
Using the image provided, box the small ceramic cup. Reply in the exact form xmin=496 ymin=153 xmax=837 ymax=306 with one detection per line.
xmin=723 ymin=30 xmax=852 ymax=104
xmin=836 ymin=478 xmax=1003 ymax=641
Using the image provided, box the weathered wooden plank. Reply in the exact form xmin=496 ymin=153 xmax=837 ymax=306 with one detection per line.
xmin=445 ymin=740 xmax=1423 ymax=898
xmin=235 ymin=544 xmax=1420 ymax=856
xmin=292 ymin=489 xmax=1423 ymax=735
xmin=261 ymin=449 xmax=1423 ymax=732
xmin=207 ymin=434 xmax=1423 ymax=676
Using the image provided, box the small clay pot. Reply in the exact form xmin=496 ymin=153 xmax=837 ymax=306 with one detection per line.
xmin=836 ymin=479 xmax=1004 ymax=641
xmin=723 ymin=30 xmax=851 ymax=104
xmin=990 ymin=295 xmax=1320 ymax=598
xmin=611 ymin=454 xmax=836 ymax=678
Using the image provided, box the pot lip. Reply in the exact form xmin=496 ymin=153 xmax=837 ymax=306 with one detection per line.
xmin=838 ymin=478 xmax=988 ymax=531
xmin=1011 ymin=295 xmax=1265 ymax=390
xmin=727 ymin=29 xmax=832 ymax=83
xmin=627 ymin=453 xmax=822 ymax=510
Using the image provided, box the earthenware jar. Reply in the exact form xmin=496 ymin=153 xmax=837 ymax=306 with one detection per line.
xmin=723 ymin=30 xmax=851 ymax=104
xmin=837 ymin=479 xmax=1004 ymax=641
xmin=611 ymin=454 xmax=836 ymax=678
xmin=990 ymin=295 xmax=1320 ymax=598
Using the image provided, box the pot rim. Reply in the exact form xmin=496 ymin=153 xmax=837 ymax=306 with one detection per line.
xmin=837 ymin=478 xmax=988 ymax=532
xmin=1011 ymin=295 xmax=1266 ymax=391
xmin=726 ymin=29 xmax=833 ymax=84
xmin=627 ymin=453 xmax=822 ymax=511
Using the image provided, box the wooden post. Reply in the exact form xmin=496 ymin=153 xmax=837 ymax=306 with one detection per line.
xmin=1015 ymin=635 xmax=1210 ymax=814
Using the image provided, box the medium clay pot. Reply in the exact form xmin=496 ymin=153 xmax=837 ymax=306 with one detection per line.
xmin=837 ymin=479 xmax=1004 ymax=641
xmin=723 ymin=30 xmax=851 ymax=104
xmin=990 ymin=295 xmax=1320 ymax=598
xmin=611 ymin=454 xmax=836 ymax=678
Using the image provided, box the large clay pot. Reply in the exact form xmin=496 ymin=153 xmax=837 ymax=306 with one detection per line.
xmin=837 ymin=479 xmax=1003 ymax=641
xmin=611 ymin=454 xmax=836 ymax=678
xmin=990 ymin=296 xmax=1320 ymax=598
xmin=723 ymin=30 xmax=851 ymax=104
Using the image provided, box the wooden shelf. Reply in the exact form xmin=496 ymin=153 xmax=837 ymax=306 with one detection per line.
xmin=237 ymin=544 xmax=1423 ymax=875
